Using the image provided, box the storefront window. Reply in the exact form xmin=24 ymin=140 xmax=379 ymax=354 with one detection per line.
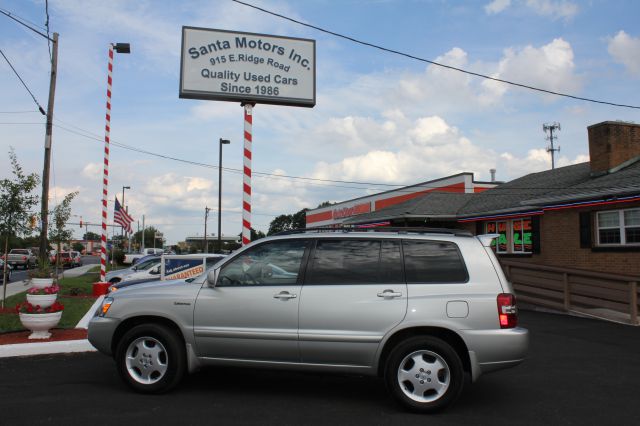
xmin=486 ymin=218 xmax=534 ymax=254
xmin=485 ymin=221 xmax=508 ymax=253
xmin=512 ymin=218 xmax=532 ymax=253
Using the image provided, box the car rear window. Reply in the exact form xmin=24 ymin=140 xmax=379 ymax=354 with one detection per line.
xmin=12 ymin=249 xmax=28 ymax=254
xmin=60 ymin=253 xmax=70 ymax=258
xmin=402 ymin=240 xmax=468 ymax=284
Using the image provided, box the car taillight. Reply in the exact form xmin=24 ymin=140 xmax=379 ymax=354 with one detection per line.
xmin=22 ymin=256 xmax=27 ymax=261
xmin=497 ymin=293 xmax=518 ymax=329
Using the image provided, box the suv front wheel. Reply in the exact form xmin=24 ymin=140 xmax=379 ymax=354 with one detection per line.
xmin=385 ymin=336 xmax=464 ymax=413
xmin=115 ymin=323 xmax=186 ymax=393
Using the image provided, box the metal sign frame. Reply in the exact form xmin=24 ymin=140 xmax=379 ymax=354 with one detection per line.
xmin=179 ymin=26 xmax=316 ymax=107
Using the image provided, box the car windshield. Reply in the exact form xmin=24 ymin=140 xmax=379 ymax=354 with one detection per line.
xmin=137 ymin=260 xmax=160 ymax=271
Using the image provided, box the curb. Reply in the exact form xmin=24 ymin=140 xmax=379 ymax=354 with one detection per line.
xmin=0 ymin=339 xmax=96 ymax=358
xmin=0 ymin=293 xmax=105 ymax=358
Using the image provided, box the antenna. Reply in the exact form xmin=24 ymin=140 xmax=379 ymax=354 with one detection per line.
xmin=543 ymin=122 xmax=561 ymax=169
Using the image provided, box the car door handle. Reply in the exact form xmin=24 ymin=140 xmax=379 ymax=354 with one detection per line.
xmin=377 ymin=289 xmax=403 ymax=298
xmin=273 ymin=291 xmax=297 ymax=300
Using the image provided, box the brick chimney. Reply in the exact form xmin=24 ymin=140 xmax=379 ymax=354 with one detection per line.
xmin=588 ymin=121 xmax=640 ymax=174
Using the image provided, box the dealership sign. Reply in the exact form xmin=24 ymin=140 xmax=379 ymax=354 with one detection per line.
xmin=180 ymin=27 xmax=316 ymax=107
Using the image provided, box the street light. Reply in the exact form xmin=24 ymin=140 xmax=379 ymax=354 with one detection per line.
xmin=218 ymin=138 xmax=230 ymax=253
xmin=99 ymin=42 xmax=130 ymax=283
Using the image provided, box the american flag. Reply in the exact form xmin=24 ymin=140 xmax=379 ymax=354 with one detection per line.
xmin=114 ymin=197 xmax=134 ymax=234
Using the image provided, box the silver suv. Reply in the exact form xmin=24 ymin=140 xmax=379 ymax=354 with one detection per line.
xmin=88 ymin=228 xmax=528 ymax=412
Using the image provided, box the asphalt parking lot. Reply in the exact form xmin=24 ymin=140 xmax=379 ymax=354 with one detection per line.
xmin=1 ymin=309 xmax=638 ymax=425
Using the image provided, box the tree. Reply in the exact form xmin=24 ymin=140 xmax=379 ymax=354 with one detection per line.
xmin=132 ymin=226 xmax=162 ymax=251
xmin=72 ymin=242 xmax=85 ymax=253
xmin=268 ymin=214 xmax=294 ymax=235
xmin=0 ymin=148 xmax=40 ymax=307
xmin=251 ymin=228 xmax=266 ymax=240
xmin=267 ymin=207 xmax=309 ymax=235
xmin=49 ymin=191 xmax=78 ymax=274
xmin=316 ymin=201 xmax=333 ymax=208
xmin=83 ymin=231 xmax=101 ymax=241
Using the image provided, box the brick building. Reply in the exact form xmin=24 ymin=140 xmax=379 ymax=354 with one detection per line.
xmin=342 ymin=121 xmax=640 ymax=277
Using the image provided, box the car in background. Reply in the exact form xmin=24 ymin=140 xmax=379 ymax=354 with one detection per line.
xmin=105 ymin=255 xmax=161 ymax=284
xmin=108 ymin=254 xmax=226 ymax=293
xmin=57 ymin=251 xmax=82 ymax=268
xmin=6 ymin=248 xmax=37 ymax=269
xmin=0 ymin=259 xmax=12 ymax=283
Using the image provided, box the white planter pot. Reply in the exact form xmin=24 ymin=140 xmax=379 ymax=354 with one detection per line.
xmin=18 ymin=311 xmax=62 ymax=339
xmin=31 ymin=277 xmax=54 ymax=288
xmin=26 ymin=293 xmax=58 ymax=308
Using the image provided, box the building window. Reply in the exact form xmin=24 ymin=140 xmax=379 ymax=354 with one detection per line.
xmin=485 ymin=221 xmax=508 ymax=253
xmin=597 ymin=208 xmax=640 ymax=246
xmin=512 ymin=218 xmax=532 ymax=253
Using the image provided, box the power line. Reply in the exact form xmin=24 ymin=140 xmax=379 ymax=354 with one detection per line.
xmin=0 ymin=48 xmax=46 ymax=115
xmin=47 ymin=119 xmax=639 ymax=196
xmin=0 ymin=7 xmax=52 ymax=40
xmin=232 ymin=0 xmax=640 ymax=110
xmin=0 ymin=110 xmax=40 ymax=114
xmin=45 ymin=0 xmax=52 ymax=61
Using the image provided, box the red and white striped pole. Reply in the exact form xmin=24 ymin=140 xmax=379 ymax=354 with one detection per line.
xmin=99 ymin=45 xmax=114 ymax=282
xmin=242 ymin=103 xmax=254 ymax=245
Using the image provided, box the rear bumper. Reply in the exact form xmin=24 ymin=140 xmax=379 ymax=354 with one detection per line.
xmin=462 ymin=327 xmax=529 ymax=382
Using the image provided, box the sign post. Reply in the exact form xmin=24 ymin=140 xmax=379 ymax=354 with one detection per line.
xmin=180 ymin=27 xmax=316 ymax=245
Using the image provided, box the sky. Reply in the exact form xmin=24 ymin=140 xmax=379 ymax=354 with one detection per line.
xmin=1 ymin=0 xmax=639 ymax=245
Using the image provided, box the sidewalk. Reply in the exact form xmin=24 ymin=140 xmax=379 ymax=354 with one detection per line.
xmin=0 ymin=265 xmax=102 ymax=358
xmin=2 ymin=264 xmax=97 ymax=298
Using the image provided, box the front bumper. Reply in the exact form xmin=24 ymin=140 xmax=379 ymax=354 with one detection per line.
xmin=87 ymin=316 xmax=121 ymax=355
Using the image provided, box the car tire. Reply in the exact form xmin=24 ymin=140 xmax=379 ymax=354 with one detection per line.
xmin=115 ymin=323 xmax=186 ymax=394
xmin=384 ymin=336 xmax=464 ymax=413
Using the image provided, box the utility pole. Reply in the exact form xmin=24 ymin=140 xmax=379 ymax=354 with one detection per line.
xmin=543 ymin=122 xmax=561 ymax=170
xmin=141 ymin=214 xmax=145 ymax=253
xmin=39 ymin=32 xmax=59 ymax=263
xmin=204 ymin=206 xmax=211 ymax=253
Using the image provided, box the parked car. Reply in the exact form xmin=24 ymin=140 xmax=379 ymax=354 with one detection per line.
xmin=105 ymin=255 xmax=161 ymax=284
xmin=0 ymin=259 xmax=12 ymax=283
xmin=108 ymin=254 xmax=226 ymax=292
xmin=123 ymin=248 xmax=166 ymax=265
xmin=57 ymin=251 xmax=82 ymax=268
xmin=88 ymin=228 xmax=528 ymax=413
xmin=6 ymin=248 xmax=37 ymax=269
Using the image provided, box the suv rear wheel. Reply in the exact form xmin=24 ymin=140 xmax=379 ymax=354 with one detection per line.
xmin=115 ymin=323 xmax=186 ymax=393
xmin=385 ymin=336 xmax=464 ymax=413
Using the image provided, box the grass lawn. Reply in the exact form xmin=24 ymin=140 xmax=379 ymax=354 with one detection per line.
xmin=0 ymin=268 xmax=102 ymax=333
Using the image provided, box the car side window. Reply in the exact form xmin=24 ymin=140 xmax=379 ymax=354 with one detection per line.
xmin=402 ymin=240 xmax=469 ymax=284
xmin=307 ymin=239 xmax=381 ymax=284
xmin=217 ymin=240 xmax=308 ymax=287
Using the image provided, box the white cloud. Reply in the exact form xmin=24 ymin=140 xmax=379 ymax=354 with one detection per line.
xmin=500 ymin=148 xmax=588 ymax=177
xmin=608 ymin=31 xmax=640 ymax=77
xmin=485 ymin=0 xmax=511 ymax=15
xmin=482 ymin=38 xmax=581 ymax=100
xmin=525 ymin=0 xmax=578 ymax=20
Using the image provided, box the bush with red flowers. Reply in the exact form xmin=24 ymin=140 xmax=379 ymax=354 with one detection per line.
xmin=15 ymin=301 xmax=64 ymax=314
xmin=26 ymin=285 xmax=60 ymax=296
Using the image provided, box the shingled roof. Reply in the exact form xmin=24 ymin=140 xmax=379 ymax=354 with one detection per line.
xmin=343 ymin=192 xmax=474 ymax=224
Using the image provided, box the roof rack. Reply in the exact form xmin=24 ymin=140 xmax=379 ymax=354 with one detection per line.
xmin=274 ymin=226 xmax=473 ymax=237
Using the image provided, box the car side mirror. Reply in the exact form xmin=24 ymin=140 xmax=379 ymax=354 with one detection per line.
xmin=207 ymin=268 xmax=219 ymax=288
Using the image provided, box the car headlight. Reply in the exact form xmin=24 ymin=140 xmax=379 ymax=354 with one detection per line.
xmin=99 ymin=297 xmax=114 ymax=317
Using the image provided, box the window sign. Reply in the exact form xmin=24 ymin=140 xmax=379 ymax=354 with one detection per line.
xmin=485 ymin=221 xmax=508 ymax=253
